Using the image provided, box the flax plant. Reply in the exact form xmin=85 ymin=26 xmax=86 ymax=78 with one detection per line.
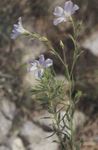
xmin=11 ymin=1 xmax=83 ymax=149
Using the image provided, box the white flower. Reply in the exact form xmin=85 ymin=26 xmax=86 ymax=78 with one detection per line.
xmin=11 ymin=17 xmax=29 ymax=39
xmin=53 ymin=0 xmax=79 ymax=25
xmin=29 ymin=55 xmax=53 ymax=79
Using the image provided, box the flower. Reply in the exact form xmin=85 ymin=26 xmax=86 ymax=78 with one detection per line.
xmin=53 ymin=0 xmax=79 ymax=25
xmin=11 ymin=17 xmax=29 ymax=39
xmin=29 ymin=55 xmax=53 ymax=79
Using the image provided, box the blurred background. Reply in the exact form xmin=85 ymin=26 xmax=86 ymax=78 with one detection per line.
xmin=0 ymin=0 xmax=98 ymax=150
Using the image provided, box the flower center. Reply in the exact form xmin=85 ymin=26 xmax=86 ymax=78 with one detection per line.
xmin=37 ymin=63 xmax=43 ymax=70
xmin=64 ymin=11 xmax=71 ymax=18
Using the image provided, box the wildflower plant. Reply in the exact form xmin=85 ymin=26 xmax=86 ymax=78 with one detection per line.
xmin=11 ymin=1 xmax=83 ymax=149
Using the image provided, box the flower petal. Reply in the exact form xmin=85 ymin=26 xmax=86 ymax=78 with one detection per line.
xmin=72 ymin=4 xmax=79 ymax=14
xmin=11 ymin=17 xmax=27 ymax=39
xmin=39 ymin=54 xmax=45 ymax=65
xmin=34 ymin=68 xmax=44 ymax=79
xmin=13 ymin=24 xmax=18 ymax=28
xmin=53 ymin=17 xmax=65 ymax=25
xmin=53 ymin=6 xmax=64 ymax=17
xmin=29 ymin=61 xmax=38 ymax=71
xmin=18 ymin=17 xmax=22 ymax=26
xmin=45 ymin=59 xmax=53 ymax=68
xmin=64 ymin=1 xmax=73 ymax=13
xmin=11 ymin=32 xmax=19 ymax=39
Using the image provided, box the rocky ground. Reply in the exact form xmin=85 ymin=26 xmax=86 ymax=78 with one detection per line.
xmin=0 ymin=86 xmax=98 ymax=150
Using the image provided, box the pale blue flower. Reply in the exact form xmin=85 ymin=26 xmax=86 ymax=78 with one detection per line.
xmin=11 ymin=17 xmax=29 ymax=39
xmin=29 ymin=55 xmax=53 ymax=79
xmin=53 ymin=0 xmax=79 ymax=25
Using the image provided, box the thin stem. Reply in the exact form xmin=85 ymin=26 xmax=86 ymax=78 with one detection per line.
xmin=27 ymin=27 xmax=80 ymax=150
xmin=69 ymin=18 xmax=79 ymax=78
xmin=29 ymin=32 xmax=70 ymax=80
xmin=45 ymin=40 xmax=71 ymax=81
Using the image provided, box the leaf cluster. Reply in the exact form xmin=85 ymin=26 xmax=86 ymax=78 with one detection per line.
xmin=31 ymin=69 xmax=66 ymax=108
